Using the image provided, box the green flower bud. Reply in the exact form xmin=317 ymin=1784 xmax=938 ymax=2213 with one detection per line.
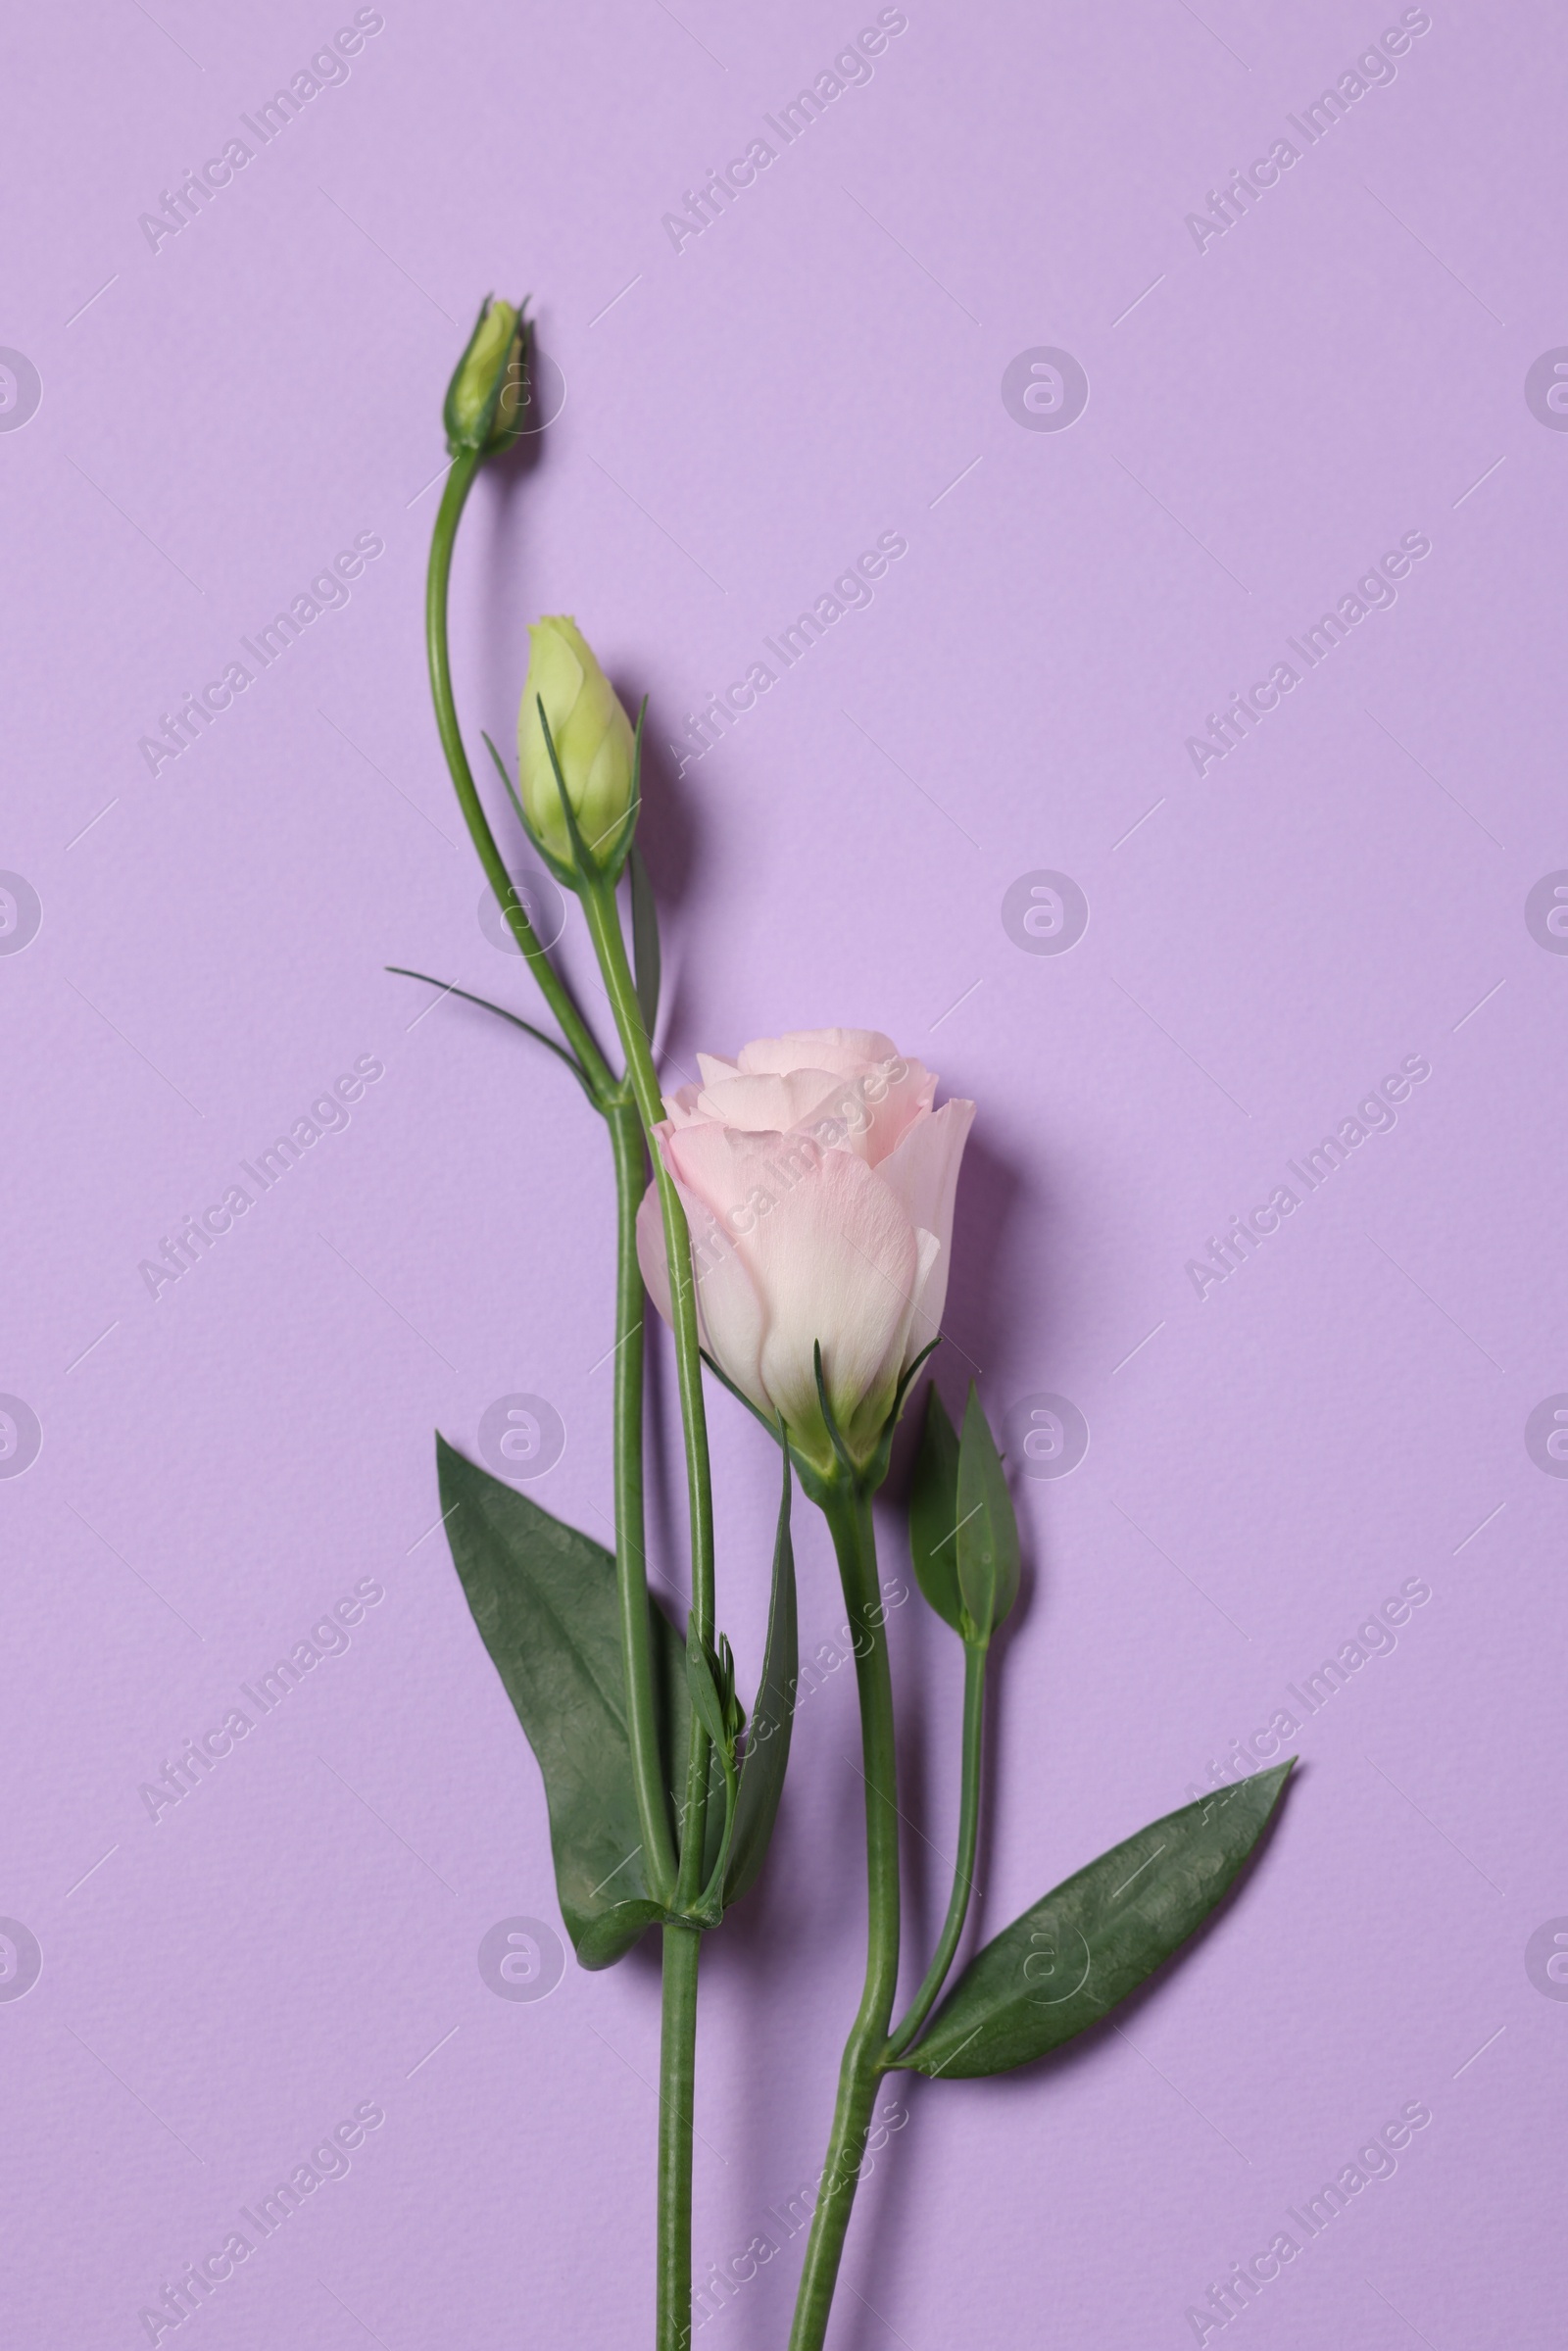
xmin=444 ymin=296 xmax=526 ymax=456
xmin=518 ymin=617 xmax=637 ymax=877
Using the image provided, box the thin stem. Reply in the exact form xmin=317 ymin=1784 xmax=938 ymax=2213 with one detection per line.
xmin=885 ymin=1641 xmax=986 ymax=2061
xmin=658 ymin=1922 xmax=702 ymax=2351
xmin=788 ymin=1484 xmax=901 ymax=2351
xmin=424 ymin=450 xmax=612 ymax=1097
xmin=609 ymin=1100 xmax=679 ymax=1903
xmin=581 ymin=872 xmax=717 ymax=1908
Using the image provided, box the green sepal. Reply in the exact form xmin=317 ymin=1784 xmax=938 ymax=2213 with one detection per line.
xmin=908 ymin=1383 xmax=964 ymax=1634
xmin=956 ymin=1383 xmax=1019 ymax=1644
xmin=436 ymin=1435 xmax=689 ymax=1968
xmin=686 ymin=1617 xmax=732 ymax=1759
xmin=899 ymin=1763 xmax=1295 ymax=2078
xmin=536 ymin=696 xmax=639 ymax=892
xmin=724 ymin=1449 xmax=799 ymax=1905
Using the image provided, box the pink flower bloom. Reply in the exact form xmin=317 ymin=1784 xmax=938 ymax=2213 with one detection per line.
xmin=637 ymin=1029 xmax=974 ymax=1472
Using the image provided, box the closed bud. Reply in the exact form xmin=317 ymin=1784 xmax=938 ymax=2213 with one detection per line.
xmin=518 ymin=616 xmax=637 ymax=877
xmin=444 ymin=296 xmax=527 ymax=456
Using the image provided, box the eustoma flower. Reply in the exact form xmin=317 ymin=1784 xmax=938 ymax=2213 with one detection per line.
xmin=637 ymin=1029 xmax=974 ymax=1477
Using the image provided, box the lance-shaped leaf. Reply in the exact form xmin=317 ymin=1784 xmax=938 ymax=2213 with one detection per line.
xmin=956 ymin=1384 xmax=1019 ymax=1643
xmin=724 ymin=1451 xmax=799 ymax=1905
xmin=900 ymin=1763 xmax=1293 ymax=2078
xmin=908 ymin=1383 xmax=963 ymax=1634
xmin=437 ymin=1435 xmax=688 ymax=1970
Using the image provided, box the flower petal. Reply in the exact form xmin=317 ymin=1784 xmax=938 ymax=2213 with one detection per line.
xmin=875 ymin=1098 xmax=975 ymax=1354
xmin=735 ymin=1028 xmax=898 ymax=1078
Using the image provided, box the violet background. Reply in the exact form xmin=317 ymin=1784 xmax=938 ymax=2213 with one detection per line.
xmin=3 ymin=1 xmax=1564 ymax=2343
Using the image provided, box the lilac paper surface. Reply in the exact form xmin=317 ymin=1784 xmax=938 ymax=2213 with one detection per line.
xmin=3 ymin=2 xmax=1563 ymax=2343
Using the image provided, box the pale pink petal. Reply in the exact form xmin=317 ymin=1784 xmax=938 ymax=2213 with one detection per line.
xmin=741 ymin=1151 xmax=919 ymax=1441
xmin=696 ymin=1069 xmax=844 ymax=1134
xmin=661 ymin=1080 xmax=707 ymax=1128
xmin=636 ymin=1163 xmax=770 ymax=1416
xmin=875 ymin=1099 xmax=975 ymax=1354
xmin=735 ymin=1028 xmax=898 ymax=1078
xmin=696 ymin=1053 xmax=740 ymax=1088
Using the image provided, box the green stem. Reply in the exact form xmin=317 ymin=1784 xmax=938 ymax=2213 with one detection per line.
xmin=885 ymin=1641 xmax=986 ymax=2062
xmin=610 ymin=1101 xmax=679 ymax=1903
xmin=658 ymin=1922 xmax=702 ymax=2351
xmin=788 ymin=1483 xmax=901 ymax=2351
xmin=424 ymin=449 xmax=612 ymax=1096
xmin=424 ymin=445 xmax=674 ymax=1898
xmin=580 ymin=873 xmax=717 ymax=1907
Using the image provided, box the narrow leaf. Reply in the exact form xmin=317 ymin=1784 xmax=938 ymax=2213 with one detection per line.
xmin=908 ymin=1384 xmax=963 ymax=1633
xmin=385 ymin=968 xmax=595 ymax=1102
xmin=686 ymin=1618 xmax=730 ymax=1757
xmin=902 ymin=1763 xmax=1294 ymax=2078
xmin=480 ymin=728 xmax=530 ymax=836
xmin=437 ymin=1436 xmax=687 ymax=1968
xmin=956 ymin=1384 xmax=1019 ymax=1641
xmin=725 ymin=1451 xmax=799 ymax=1904
xmin=629 ymin=842 xmax=662 ymax=1041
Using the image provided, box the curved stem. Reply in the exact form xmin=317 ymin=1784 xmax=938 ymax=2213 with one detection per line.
xmin=788 ymin=1483 xmax=901 ymax=2351
xmin=580 ymin=872 xmax=717 ymax=1907
xmin=658 ymin=1922 xmax=702 ymax=2351
xmin=885 ymin=1641 xmax=985 ymax=2062
xmin=424 ymin=450 xmax=612 ymax=1097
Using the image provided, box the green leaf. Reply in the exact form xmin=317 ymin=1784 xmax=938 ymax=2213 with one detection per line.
xmin=436 ymin=1435 xmax=687 ymax=1969
xmin=956 ymin=1384 xmax=1019 ymax=1642
xmin=724 ymin=1451 xmax=799 ymax=1905
xmin=901 ymin=1764 xmax=1294 ymax=2078
xmin=908 ymin=1384 xmax=963 ymax=1633
xmin=629 ymin=842 xmax=662 ymax=1041
xmin=384 ymin=968 xmax=595 ymax=1102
